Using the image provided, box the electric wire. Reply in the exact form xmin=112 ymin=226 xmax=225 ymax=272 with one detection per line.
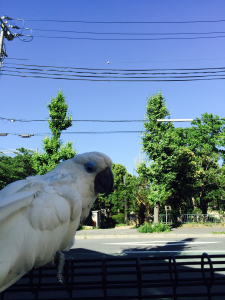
xmin=1 ymin=125 xmax=224 ymax=137
xmin=6 ymin=57 xmax=225 ymax=64
xmin=3 ymin=73 xmax=225 ymax=82
xmin=0 ymin=117 xmax=224 ymax=123
xmin=2 ymin=66 xmax=225 ymax=81
xmin=23 ymin=34 xmax=225 ymax=41
xmin=13 ymin=19 xmax=225 ymax=24
xmin=0 ymin=131 xmax=144 ymax=136
xmin=3 ymin=66 xmax=225 ymax=77
xmin=3 ymin=60 xmax=225 ymax=82
xmin=14 ymin=28 xmax=225 ymax=36
xmin=3 ymin=68 xmax=225 ymax=80
xmin=4 ymin=61 xmax=225 ymax=71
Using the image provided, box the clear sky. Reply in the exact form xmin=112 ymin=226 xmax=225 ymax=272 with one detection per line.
xmin=1 ymin=0 xmax=225 ymax=175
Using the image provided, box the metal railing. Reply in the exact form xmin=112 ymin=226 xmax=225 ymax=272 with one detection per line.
xmin=1 ymin=253 xmax=225 ymax=299
xmin=159 ymin=214 xmax=225 ymax=224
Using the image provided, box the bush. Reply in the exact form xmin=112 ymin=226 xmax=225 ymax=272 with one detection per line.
xmin=137 ymin=222 xmax=171 ymax=233
xmin=100 ymin=215 xmax=116 ymax=229
xmin=111 ymin=213 xmax=125 ymax=224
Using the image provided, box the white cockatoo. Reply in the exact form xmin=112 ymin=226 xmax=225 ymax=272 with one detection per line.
xmin=0 ymin=151 xmax=113 ymax=292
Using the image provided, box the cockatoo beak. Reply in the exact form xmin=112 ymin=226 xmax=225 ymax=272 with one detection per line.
xmin=94 ymin=167 xmax=114 ymax=196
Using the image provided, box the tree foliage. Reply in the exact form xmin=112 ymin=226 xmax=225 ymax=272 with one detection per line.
xmin=33 ymin=89 xmax=76 ymax=175
xmin=141 ymin=91 xmax=225 ymax=216
xmin=0 ymin=148 xmax=36 ymax=190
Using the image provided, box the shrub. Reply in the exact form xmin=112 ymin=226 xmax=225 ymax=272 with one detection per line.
xmin=100 ymin=215 xmax=116 ymax=229
xmin=137 ymin=222 xmax=171 ymax=233
xmin=111 ymin=213 xmax=125 ymax=224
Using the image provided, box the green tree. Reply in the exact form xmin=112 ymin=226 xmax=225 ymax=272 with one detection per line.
xmin=33 ymin=89 xmax=76 ymax=174
xmin=129 ymin=171 xmax=151 ymax=225
xmin=141 ymin=92 xmax=189 ymax=215
xmin=184 ymin=114 xmax=225 ymax=214
xmin=0 ymin=148 xmax=36 ymax=190
xmin=93 ymin=163 xmax=127 ymax=213
xmin=141 ymin=92 xmax=225 ymax=216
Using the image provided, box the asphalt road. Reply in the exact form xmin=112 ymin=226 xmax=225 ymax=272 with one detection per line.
xmin=71 ymin=237 xmax=225 ymax=257
xmin=70 ymin=226 xmax=225 ymax=258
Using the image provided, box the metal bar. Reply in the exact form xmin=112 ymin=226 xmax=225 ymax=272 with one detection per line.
xmin=2 ymin=253 xmax=225 ymax=299
xmin=102 ymin=255 xmax=107 ymax=300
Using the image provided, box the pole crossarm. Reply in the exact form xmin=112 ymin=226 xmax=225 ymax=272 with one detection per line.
xmin=0 ymin=148 xmax=38 ymax=154
xmin=157 ymin=119 xmax=194 ymax=122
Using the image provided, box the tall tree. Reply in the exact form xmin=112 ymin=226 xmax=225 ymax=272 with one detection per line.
xmin=33 ymin=89 xmax=76 ymax=175
xmin=141 ymin=92 xmax=225 ymax=215
xmin=141 ymin=92 xmax=186 ymax=214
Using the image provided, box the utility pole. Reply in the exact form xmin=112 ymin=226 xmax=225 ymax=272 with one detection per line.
xmin=0 ymin=16 xmax=32 ymax=72
xmin=154 ymin=202 xmax=159 ymax=224
xmin=0 ymin=16 xmax=16 ymax=71
xmin=0 ymin=20 xmax=5 ymax=70
xmin=123 ymin=175 xmax=128 ymax=224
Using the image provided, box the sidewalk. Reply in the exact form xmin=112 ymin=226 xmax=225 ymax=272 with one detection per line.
xmin=75 ymin=226 xmax=225 ymax=239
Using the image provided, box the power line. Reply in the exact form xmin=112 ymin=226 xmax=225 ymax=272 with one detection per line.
xmin=1 ymin=131 xmax=144 ymax=136
xmin=3 ymin=73 xmax=225 ymax=82
xmin=0 ymin=117 xmax=145 ymax=123
xmin=1 ymin=116 xmax=224 ymax=123
xmin=6 ymin=57 xmax=225 ymax=64
xmin=3 ymin=62 xmax=225 ymax=82
xmin=6 ymin=61 xmax=225 ymax=71
xmin=18 ymin=28 xmax=225 ymax=36
xmin=13 ymin=18 xmax=225 ymax=24
xmin=25 ymin=34 xmax=225 ymax=41
xmin=3 ymin=68 xmax=225 ymax=78
xmin=1 ymin=125 xmax=224 ymax=138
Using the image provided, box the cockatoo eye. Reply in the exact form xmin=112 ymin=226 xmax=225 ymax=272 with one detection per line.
xmin=85 ymin=161 xmax=97 ymax=173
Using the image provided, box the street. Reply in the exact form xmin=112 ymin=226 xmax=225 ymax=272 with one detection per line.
xmin=70 ymin=226 xmax=225 ymax=258
xmin=71 ymin=237 xmax=225 ymax=257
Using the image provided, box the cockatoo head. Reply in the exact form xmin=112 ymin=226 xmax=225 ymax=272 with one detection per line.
xmin=48 ymin=151 xmax=113 ymax=220
xmin=69 ymin=152 xmax=113 ymax=220
xmin=72 ymin=151 xmax=114 ymax=197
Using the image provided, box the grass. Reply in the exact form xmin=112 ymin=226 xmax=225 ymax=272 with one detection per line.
xmin=179 ymin=223 xmax=225 ymax=228
xmin=137 ymin=222 xmax=171 ymax=233
xmin=212 ymin=231 xmax=225 ymax=234
xmin=115 ymin=223 xmax=130 ymax=227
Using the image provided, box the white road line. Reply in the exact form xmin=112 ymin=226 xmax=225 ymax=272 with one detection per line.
xmin=105 ymin=241 xmax=180 ymax=244
xmin=122 ymin=250 xmax=225 ymax=253
xmin=104 ymin=241 xmax=219 ymax=246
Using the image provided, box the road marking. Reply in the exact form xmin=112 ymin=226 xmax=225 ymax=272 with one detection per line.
xmin=122 ymin=250 xmax=225 ymax=253
xmin=104 ymin=241 xmax=219 ymax=246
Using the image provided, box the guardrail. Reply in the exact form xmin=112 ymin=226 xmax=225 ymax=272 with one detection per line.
xmin=159 ymin=213 xmax=225 ymax=224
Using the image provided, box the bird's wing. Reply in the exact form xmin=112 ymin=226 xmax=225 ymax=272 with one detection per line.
xmin=0 ymin=190 xmax=37 ymax=224
xmin=0 ymin=172 xmax=82 ymax=292
xmin=0 ymin=172 xmax=81 ymax=225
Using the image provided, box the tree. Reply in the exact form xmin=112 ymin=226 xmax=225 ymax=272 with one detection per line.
xmin=129 ymin=168 xmax=152 ymax=225
xmin=141 ymin=92 xmax=225 ymax=216
xmin=93 ymin=163 xmax=127 ymax=213
xmin=33 ymin=89 xmax=76 ymax=175
xmin=184 ymin=114 xmax=225 ymax=214
xmin=141 ymin=92 xmax=188 ymax=215
xmin=0 ymin=148 xmax=36 ymax=190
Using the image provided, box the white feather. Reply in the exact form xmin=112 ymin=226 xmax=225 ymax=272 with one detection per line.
xmin=0 ymin=151 xmax=112 ymax=292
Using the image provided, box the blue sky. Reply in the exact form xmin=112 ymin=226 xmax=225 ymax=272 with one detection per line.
xmin=1 ymin=0 xmax=225 ymax=175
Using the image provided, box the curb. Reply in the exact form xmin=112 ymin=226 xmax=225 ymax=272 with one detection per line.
xmin=75 ymin=234 xmax=225 ymax=239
